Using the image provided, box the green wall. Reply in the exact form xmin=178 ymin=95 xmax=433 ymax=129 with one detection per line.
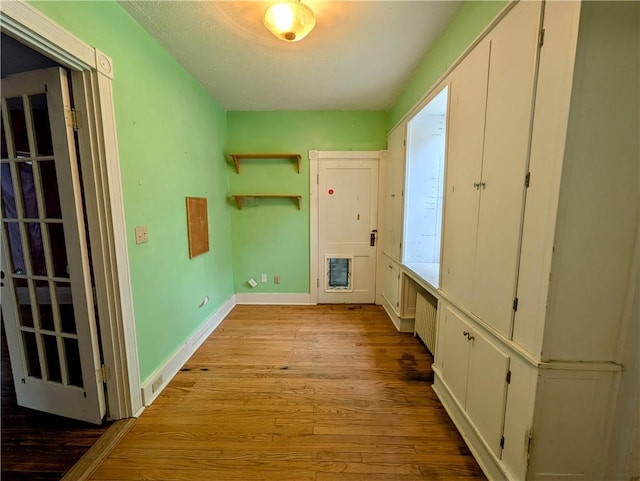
xmin=226 ymin=111 xmax=387 ymax=293
xmin=388 ymin=1 xmax=507 ymax=129
xmin=30 ymin=1 xmax=234 ymax=382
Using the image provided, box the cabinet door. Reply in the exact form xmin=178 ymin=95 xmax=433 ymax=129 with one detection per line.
xmin=465 ymin=330 xmax=510 ymax=458
xmin=381 ymin=256 xmax=400 ymax=314
xmin=473 ymin=1 xmax=542 ymax=337
xmin=383 ymin=126 xmax=405 ymax=262
xmin=439 ymin=305 xmax=473 ymax=408
xmin=440 ymin=40 xmax=490 ymax=307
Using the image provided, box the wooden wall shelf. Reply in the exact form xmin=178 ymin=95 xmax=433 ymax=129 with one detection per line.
xmin=228 ymin=153 xmax=301 ymax=174
xmin=231 ymin=195 xmax=302 ymax=210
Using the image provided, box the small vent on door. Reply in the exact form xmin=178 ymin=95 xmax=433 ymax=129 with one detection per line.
xmin=325 ymin=256 xmax=353 ymax=292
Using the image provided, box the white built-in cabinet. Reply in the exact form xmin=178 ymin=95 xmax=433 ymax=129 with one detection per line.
xmin=437 ymin=303 xmax=510 ymax=459
xmin=380 ymin=1 xmax=639 ymax=480
xmin=382 ymin=126 xmax=405 ymax=263
xmin=381 ymin=257 xmax=400 ymax=313
xmin=380 ymin=124 xmax=417 ymax=331
xmin=441 ymin=0 xmax=542 ymax=338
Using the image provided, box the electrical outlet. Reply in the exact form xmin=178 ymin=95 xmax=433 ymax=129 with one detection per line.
xmin=151 ymin=375 xmax=163 ymax=393
xmin=135 ymin=226 xmax=148 ymax=244
xmin=274 ymin=275 xmax=280 ymax=284
xmin=261 ymin=274 xmax=267 ymax=283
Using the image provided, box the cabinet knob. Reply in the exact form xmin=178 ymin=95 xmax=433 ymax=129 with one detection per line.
xmin=463 ymin=330 xmax=469 ymax=337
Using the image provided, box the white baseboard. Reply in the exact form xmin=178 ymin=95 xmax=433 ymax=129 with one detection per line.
xmin=235 ymin=292 xmax=313 ymax=305
xmin=140 ymin=295 xmax=236 ymax=406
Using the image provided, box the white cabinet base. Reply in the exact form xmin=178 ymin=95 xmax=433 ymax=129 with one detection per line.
xmin=433 ymin=372 xmax=510 ymax=481
xmin=381 ymin=296 xmax=415 ymax=332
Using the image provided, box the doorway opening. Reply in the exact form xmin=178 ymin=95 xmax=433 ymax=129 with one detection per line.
xmin=0 ymin=32 xmax=112 ymax=480
xmin=1 ymin=2 xmax=141 ymax=424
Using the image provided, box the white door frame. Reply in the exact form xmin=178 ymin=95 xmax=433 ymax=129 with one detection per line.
xmin=309 ymin=150 xmax=385 ymax=305
xmin=0 ymin=1 xmax=142 ymax=419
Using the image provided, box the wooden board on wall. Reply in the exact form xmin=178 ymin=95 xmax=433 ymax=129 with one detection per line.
xmin=186 ymin=197 xmax=209 ymax=258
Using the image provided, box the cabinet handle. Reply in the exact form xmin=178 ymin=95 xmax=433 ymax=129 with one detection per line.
xmin=473 ymin=182 xmax=487 ymax=190
xmin=468 ymin=334 xmax=475 ymax=341
xmin=463 ymin=330 xmax=469 ymax=337
xmin=473 ymin=182 xmax=481 ymax=189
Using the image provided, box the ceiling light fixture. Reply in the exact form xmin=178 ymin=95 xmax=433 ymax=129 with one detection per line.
xmin=263 ymin=1 xmax=316 ymax=42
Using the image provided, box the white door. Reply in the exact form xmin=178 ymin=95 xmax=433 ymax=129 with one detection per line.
xmin=318 ymin=156 xmax=379 ymax=303
xmin=1 ymin=67 xmax=106 ymax=424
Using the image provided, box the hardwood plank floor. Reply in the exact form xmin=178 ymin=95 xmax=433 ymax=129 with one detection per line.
xmin=1 ymin=325 xmax=112 ymax=481
xmin=90 ymin=304 xmax=486 ymax=481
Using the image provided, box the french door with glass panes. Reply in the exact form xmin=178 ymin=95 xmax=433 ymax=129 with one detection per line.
xmin=0 ymin=67 xmax=106 ymax=424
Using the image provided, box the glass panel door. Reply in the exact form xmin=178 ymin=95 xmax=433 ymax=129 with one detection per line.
xmin=1 ymin=67 xmax=105 ymax=424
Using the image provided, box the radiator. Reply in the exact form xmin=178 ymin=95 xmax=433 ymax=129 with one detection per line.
xmin=415 ymin=291 xmax=438 ymax=355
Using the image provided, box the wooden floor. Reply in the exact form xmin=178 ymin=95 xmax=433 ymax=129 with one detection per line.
xmin=90 ymin=304 xmax=486 ymax=481
xmin=1 ymin=326 xmax=112 ymax=481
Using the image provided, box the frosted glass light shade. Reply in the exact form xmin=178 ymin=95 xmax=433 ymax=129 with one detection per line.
xmin=263 ymin=1 xmax=316 ymax=42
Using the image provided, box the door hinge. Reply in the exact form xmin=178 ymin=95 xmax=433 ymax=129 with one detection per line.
xmin=317 ymin=174 xmax=319 ymax=185
xmin=65 ymin=107 xmax=80 ymax=131
xmin=513 ymin=297 xmax=519 ymax=312
xmin=96 ymin=365 xmax=109 ymax=383
xmin=72 ymin=109 xmax=80 ymax=131
xmin=526 ymin=430 xmax=534 ymax=459
xmin=525 ymin=172 xmax=531 ymax=188
xmin=500 ymin=436 xmax=505 ymax=449
xmin=399 ymin=242 xmax=402 ymax=250
xmin=317 ymin=278 xmax=320 ymax=288
xmin=538 ymin=28 xmax=545 ymax=47
xmin=506 ymin=370 xmax=511 ymax=384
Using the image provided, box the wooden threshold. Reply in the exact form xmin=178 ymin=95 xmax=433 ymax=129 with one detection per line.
xmin=60 ymin=418 xmax=136 ymax=481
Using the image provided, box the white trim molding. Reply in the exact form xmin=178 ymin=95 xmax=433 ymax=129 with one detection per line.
xmin=235 ymin=293 xmax=313 ymax=305
xmin=0 ymin=0 xmax=141 ymax=419
xmin=140 ymin=297 xmax=236 ymax=406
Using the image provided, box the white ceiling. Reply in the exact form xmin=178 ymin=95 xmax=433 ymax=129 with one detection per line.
xmin=118 ymin=1 xmax=464 ymax=111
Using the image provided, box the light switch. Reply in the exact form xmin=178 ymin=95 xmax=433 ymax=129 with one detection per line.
xmin=135 ymin=226 xmax=148 ymax=244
